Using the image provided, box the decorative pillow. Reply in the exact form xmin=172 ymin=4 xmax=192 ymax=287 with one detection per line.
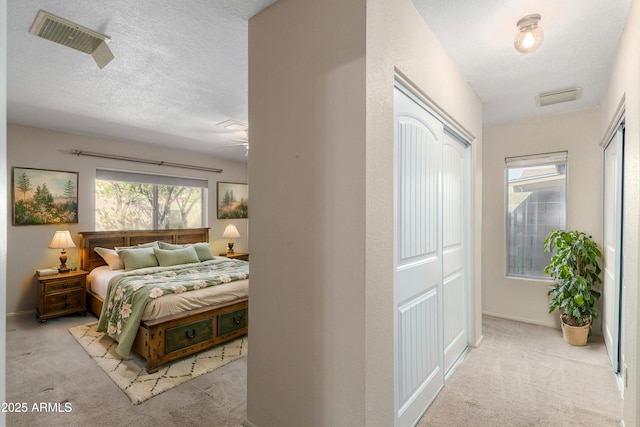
xmin=157 ymin=242 xmax=184 ymax=250
xmin=191 ymin=242 xmax=214 ymax=261
xmin=153 ymin=246 xmax=200 ymax=267
xmin=115 ymin=241 xmax=159 ymax=252
xmin=94 ymin=247 xmax=124 ymax=270
xmin=157 ymin=241 xmax=214 ymax=262
xmin=118 ymin=247 xmax=159 ymax=271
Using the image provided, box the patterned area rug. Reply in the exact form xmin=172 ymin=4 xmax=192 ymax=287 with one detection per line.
xmin=69 ymin=323 xmax=247 ymax=404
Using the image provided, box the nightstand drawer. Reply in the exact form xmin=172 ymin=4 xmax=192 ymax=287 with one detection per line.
xmin=43 ymin=277 xmax=84 ymax=293
xmin=42 ymin=289 xmax=84 ymax=314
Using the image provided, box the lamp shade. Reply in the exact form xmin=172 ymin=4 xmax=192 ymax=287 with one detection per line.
xmin=49 ymin=230 xmax=76 ymax=249
xmin=222 ymin=224 xmax=241 ymax=239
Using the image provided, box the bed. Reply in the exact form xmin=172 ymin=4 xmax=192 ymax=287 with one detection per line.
xmin=78 ymin=228 xmax=248 ymax=373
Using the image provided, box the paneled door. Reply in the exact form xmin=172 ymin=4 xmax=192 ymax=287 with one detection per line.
xmin=393 ymin=84 xmax=470 ymax=427
xmin=603 ymin=123 xmax=624 ymax=372
xmin=442 ymin=131 xmax=469 ymax=374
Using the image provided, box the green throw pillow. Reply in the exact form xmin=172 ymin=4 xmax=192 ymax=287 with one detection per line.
xmin=157 ymin=242 xmax=184 ymax=250
xmin=118 ymin=247 xmax=159 ymax=271
xmin=154 ymin=246 xmax=200 ymax=267
xmin=191 ymin=242 xmax=214 ymax=261
xmin=157 ymin=241 xmax=214 ymax=262
xmin=115 ymin=241 xmax=159 ymax=251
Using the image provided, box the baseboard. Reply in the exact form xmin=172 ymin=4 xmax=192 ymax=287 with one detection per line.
xmin=6 ymin=309 xmax=36 ymax=317
xmin=243 ymin=418 xmax=258 ymax=427
xmin=482 ymin=311 xmax=607 ymax=337
xmin=482 ymin=311 xmax=557 ymax=329
xmin=474 ymin=334 xmax=484 ymax=347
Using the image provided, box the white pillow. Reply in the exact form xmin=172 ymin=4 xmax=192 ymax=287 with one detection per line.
xmin=94 ymin=247 xmax=124 ymax=270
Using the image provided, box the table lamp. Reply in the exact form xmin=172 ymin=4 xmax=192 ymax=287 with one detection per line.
xmin=49 ymin=230 xmax=76 ymax=273
xmin=222 ymin=224 xmax=240 ymax=254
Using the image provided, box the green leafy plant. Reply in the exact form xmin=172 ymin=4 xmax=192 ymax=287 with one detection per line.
xmin=543 ymin=230 xmax=602 ymax=327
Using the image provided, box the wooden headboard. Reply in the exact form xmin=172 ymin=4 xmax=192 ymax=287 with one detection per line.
xmin=79 ymin=228 xmax=210 ymax=272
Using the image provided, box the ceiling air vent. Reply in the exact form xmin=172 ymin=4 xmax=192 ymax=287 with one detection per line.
xmin=215 ymin=119 xmax=248 ymax=131
xmin=29 ymin=10 xmax=114 ymax=69
xmin=535 ymin=88 xmax=582 ymax=107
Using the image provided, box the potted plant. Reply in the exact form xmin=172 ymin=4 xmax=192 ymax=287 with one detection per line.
xmin=543 ymin=230 xmax=602 ymax=346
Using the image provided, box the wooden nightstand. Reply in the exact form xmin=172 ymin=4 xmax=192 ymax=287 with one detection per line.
xmin=36 ymin=270 xmax=88 ymax=322
xmin=225 ymin=252 xmax=249 ymax=261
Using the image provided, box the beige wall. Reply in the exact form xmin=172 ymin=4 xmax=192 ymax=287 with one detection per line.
xmin=599 ymin=0 xmax=640 ymax=424
xmin=248 ymin=1 xmax=367 ymax=425
xmin=247 ymin=0 xmax=482 ymax=425
xmin=482 ymin=109 xmax=603 ymax=329
xmin=1 ymin=0 xmax=7 ymax=420
xmin=6 ymin=123 xmax=248 ymax=314
xmin=366 ymin=0 xmax=483 ymax=424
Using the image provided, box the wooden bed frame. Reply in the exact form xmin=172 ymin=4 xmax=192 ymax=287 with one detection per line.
xmin=78 ymin=228 xmax=248 ymax=373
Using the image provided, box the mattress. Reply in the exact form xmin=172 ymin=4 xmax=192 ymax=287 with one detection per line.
xmin=87 ymin=265 xmax=249 ymax=321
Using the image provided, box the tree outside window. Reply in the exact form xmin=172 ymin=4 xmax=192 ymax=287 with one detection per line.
xmin=95 ymin=172 xmax=205 ymax=231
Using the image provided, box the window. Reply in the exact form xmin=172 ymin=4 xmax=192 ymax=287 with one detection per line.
xmin=506 ymin=152 xmax=567 ymax=278
xmin=95 ymin=169 xmax=206 ymax=231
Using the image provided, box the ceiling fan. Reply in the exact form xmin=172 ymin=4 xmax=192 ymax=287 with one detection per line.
xmin=215 ymin=120 xmax=249 ymax=157
xmin=221 ymin=131 xmax=249 ymax=157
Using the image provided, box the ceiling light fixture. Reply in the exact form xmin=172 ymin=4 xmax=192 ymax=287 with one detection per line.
xmin=514 ymin=14 xmax=543 ymax=54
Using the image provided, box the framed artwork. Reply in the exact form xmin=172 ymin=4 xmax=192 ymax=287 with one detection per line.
xmin=12 ymin=167 xmax=79 ymax=225
xmin=217 ymin=182 xmax=248 ymax=219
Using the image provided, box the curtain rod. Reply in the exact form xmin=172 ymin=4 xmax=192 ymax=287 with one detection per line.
xmin=67 ymin=149 xmax=223 ymax=173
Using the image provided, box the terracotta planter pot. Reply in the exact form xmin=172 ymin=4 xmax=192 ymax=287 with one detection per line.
xmin=560 ymin=317 xmax=590 ymax=346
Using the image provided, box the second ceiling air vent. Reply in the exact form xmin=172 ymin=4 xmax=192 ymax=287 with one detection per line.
xmin=29 ymin=10 xmax=114 ymax=69
xmin=535 ymin=88 xmax=583 ymax=107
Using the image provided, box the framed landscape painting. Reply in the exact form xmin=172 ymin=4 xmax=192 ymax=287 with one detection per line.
xmin=217 ymin=182 xmax=248 ymax=219
xmin=12 ymin=167 xmax=79 ymax=225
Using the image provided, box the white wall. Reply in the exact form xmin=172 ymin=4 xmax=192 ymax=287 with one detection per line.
xmin=482 ymin=109 xmax=603 ymax=329
xmin=599 ymin=0 xmax=640 ymax=424
xmin=6 ymin=123 xmax=248 ymax=314
xmin=247 ymin=0 xmax=482 ymax=425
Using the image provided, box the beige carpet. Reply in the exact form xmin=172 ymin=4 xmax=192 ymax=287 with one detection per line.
xmin=69 ymin=323 xmax=247 ymax=405
xmin=417 ymin=316 xmax=622 ymax=426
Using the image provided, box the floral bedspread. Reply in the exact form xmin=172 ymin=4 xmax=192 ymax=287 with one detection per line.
xmin=96 ymin=258 xmax=249 ymax=357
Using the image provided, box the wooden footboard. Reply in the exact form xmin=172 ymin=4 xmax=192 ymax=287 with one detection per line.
xmin=87 ymin=292 xmax=248 ymax=373
xmin=134 ymin=299 xmax=248 ymax=373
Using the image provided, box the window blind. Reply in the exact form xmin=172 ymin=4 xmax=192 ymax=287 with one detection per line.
xmin=505 ymin=151 xmax=568 ymax=168
xmin=96 ymin=169 xmax=208 ymax=188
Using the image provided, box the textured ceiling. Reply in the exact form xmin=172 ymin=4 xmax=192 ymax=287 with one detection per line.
xmin=7 ymin=0 xmax=277 ymax=162
xmin=412 ymin=0 xmax=632 ymax=125
xmin=7 ymin=1 xmax=632 ymax=162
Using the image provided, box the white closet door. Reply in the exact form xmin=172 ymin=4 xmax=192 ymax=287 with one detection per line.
xmin=603 ymin=125 xmax=624 ymax=372
xmin=442 ymin=131 xmax=469 ymax=374
xmin=394 ymin=86 xmax=444 ymax=427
